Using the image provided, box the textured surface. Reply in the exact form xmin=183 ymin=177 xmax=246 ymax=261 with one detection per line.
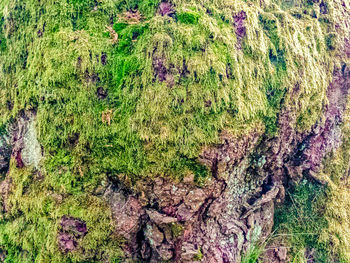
xmin=0 ymin=0 xmax=349 ymax=262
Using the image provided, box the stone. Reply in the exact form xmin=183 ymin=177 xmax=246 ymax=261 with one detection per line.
xmin=20 ymin=112 xmax=42 ymax=168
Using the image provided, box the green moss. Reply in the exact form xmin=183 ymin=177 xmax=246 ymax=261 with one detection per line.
xmin=169 ymin=222 xmax=184 ymax=238
xmin=0 ymin=35 xmax=6 ymax=52
xmin=0 ymin=163 xmax=123 ymax=262
xmin=241 ymin=244 xmax=263 ymax=263
xmin=113 ymin=22 xmax=128 ymax=32
xmin=325 ymin=32 xmax=337 ymax=50
xmin=177 ymin=11 xmax=200 ymax=24
xmin=115 ymin=23 xmax=149 ymax=53
xmin=0 ymin=0 xmax=345 ymax=259
xmin=273 ymin=180 xmax=332 ymax=262
xmin=114 ymin=0 xmax=160 ymax=19
xmin=0 ymin=0 xmax=337 ymax=182
xmin=0 ymin=16 xmax=6 ymax=52
xmin=193 ymin=248 xmax=203 ymax=261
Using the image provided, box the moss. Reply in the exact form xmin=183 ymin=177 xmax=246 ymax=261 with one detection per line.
xmin=169 ymin=222 xmax=184 ymax=238
xmin=273 ymin=180 xmax=331 ymax=262
xmin=115 ymin=23 xmax=149 ymax=53
xmin=177 ymin=10 xmax=201 ymax=24
xmin=312 ymin=100 xmax=350 ymax=262
xmin=0 ymin=35 xmax=6 ymax=52
xmin=241 ymin=244 xmax=263 ymax=263
xmin=0 ymin=162 xmax=124 ymax=262
xmin=0 ymin=0 xmax=346 ymax=259
xmin=0 ymin=0 xmax=337 ymax=181
xmin=114 ymin=0 xmax=160 ymax=19
xmin=325 ymin=32 xmax=337 ymax=50
xmin=193 ymin=248 xmax=203 ymax=261
xmin=0 ymin=15 xmax=6 ymax=52
xmin=273 ymin=96 xmax=350 ymax=261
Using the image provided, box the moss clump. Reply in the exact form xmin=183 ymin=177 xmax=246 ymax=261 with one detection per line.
xmin=273 ymin=180 xmax=331 ymax=262
xmin=0 ymin=16 xmax=6 ymax=53
xmin=0 ymin=162 xmax=123 ymax=262
xmin=169 ymin=222 xmax=184 ymax=238
xmin=241 ymin=244 xmax=264 ymax=263
xmin=193 ymin=248 xmax=203 ymax=261
xmin=325 ymin=32 xmax=338 ymax=50
xmin=177 ymin=10 xmax=200 ymax=24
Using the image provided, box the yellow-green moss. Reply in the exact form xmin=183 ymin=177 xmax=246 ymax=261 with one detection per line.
xmin=0 ymin=0 xmax=340 ymax=180
xmin=0 ymin=161 xmax=123 ymax=262
xmin=272 ymin=65 xmax=350 ymax=262
xmin=316 ymin=96 xmax=350 ymax=262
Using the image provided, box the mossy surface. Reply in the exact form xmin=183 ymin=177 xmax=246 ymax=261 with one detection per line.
xmin=0 ymin=162 xmax=123 ymax=262
xmin=317 ymin=100 xmax=350 ymax=263
xmin=0 ymin=0 xmax=346 ymax=261
xmin=272 ymin=71 xmax=350 ymax=262
xmin=273 ymin=180 xmax=331 ymax=262
xmin=0 ymin=0 xmax=337 ymax=180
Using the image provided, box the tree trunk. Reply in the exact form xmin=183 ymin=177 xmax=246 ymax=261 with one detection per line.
xmin=0 ymin=0 xmax=349 ymax=262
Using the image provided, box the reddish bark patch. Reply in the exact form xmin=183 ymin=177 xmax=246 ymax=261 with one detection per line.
xmin=153 ymin=57 xmax=168 ymax=82
xmin=264 ymin=246 xmax=288 ymax=263
xmin=58 ymin=233 xmax=77 ymax=253
xmin=158 ymin=2 xmax=175 ymax=17
xmin=15 ymin=150 xmax=24 ymax=168
xmin=60 ymin=216 xmax=87 ymax=234
xmin=233 ymin=11 xmax=247 ymax=49
xmin=301 ymin=67 xmax=350 ymax=173
xmin=0 ymin=143 xmax=11 ymax=174
xmin=200 ymin=129 xmax=262 ymax=177
xmin=58 ymin=216 xmax=87 ymax=253
xmin=0 ymin=177 xmax=12 ymax=214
